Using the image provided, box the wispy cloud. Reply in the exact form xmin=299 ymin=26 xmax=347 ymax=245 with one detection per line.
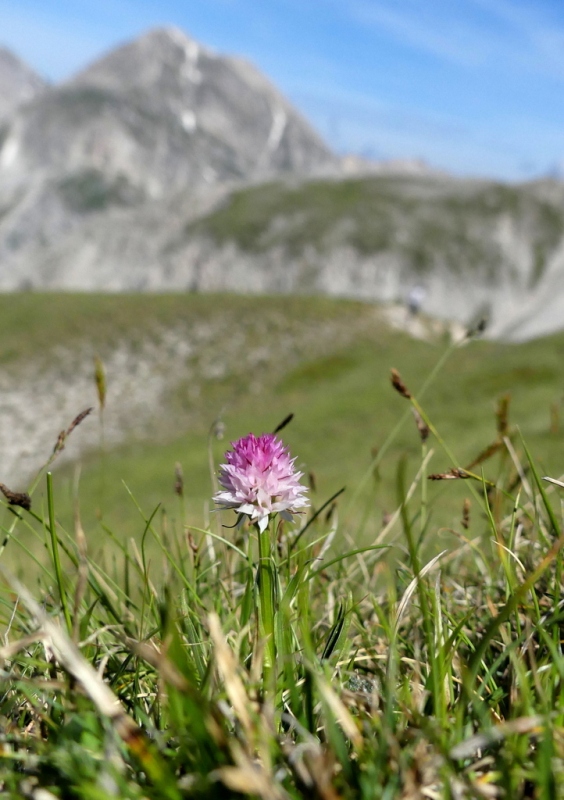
xmin=350 ymin=1 xmax=493 ymax=67
xmin=349 ymin=0 xmax=564 ymax=81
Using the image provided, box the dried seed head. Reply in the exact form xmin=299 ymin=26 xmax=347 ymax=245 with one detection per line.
xmin=390 ymin=368 xmax=412 ymax=399
xmin=428 ymin=468 xmax=470 ymax=481
xmin=411 ymin=407 xmax=430 ymax=442
xmin=174 ymin=462 xmax=184 ymax=497
xmin=496 ymin=394 xmax=510 ymax=437
xmin=52 ymin=430 xmax=67 ymax=455
xmin=308 ymin=470 xmax=317 ymax=493
xmin=0 ymin=483 xmax=31 ymax=511
xmin=187 ymin=531 xmax=198 ymax=554
xmin=67 ymin=407 xmax=93 ymax=436
xmin=51 ymin=407 xmax=93 ymax=458
xmin=462 ymin=498 xmax=471 ymax=529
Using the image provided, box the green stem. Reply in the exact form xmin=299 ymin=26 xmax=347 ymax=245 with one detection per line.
xmin=46 ymin=472 xmax=72 ymax=633
xmin=257 ymin=522 xmax=276 ymax=689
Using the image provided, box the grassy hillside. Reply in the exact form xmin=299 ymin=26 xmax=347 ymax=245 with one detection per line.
xmin=185 ymin=176 xmax=564 ymax=285
xmin=2 ymin=293 xmax=564 ymax=797
xmin=1 ymin=293 xmax=563 ymax=572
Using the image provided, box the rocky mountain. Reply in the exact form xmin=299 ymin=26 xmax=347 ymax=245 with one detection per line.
xmin=0 ymin=47 xmax=46 ymax=124
xmin=0 ymin=28 xmax=335 ymax=194
xmin=0 ymin=27 xmax=338 ymax=292
xmin=1 ymin=29 xmax=564 ymax=340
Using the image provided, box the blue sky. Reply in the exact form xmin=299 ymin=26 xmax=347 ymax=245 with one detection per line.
xmin=2 ymin=0 xmax=564 ymax=179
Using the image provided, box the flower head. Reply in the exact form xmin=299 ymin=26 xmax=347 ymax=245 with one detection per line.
xmin=214 ymin=433 xmax=309 ymax=531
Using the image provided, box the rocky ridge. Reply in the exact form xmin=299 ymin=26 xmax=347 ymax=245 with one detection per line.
xmin=0 ymin=47 xmax=46 ymax=124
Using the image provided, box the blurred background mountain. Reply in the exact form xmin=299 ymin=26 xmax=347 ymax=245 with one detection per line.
xmin=1 ymin=27 xmax=564 ymax=340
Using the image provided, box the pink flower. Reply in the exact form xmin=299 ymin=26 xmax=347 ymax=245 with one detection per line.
xmin=214 ymin=433 xmax=309 ymax=532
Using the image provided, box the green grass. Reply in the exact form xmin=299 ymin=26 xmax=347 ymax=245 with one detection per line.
xmin=58 ymin=327 xmax=564 ymax=547
xmin=1 ymin=333 xmax=564 ymax=797
xmin=2 ymin=292 xmax=564 ymax=559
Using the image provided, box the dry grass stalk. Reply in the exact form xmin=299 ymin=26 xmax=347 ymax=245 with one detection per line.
xmin=0 ymin=567 xmax=150 ymax=758
xmin=208 ymin=612 xmax=253 ymax=739
xmin=315 ymin=675 xmax=363 ymax=750
xmin=124 ymin=636 xmax=190 ymax=693
xmin=450 ymin=715 xmax=543 ymax=760
xmin=0 ymin=633 xmax=42 ymax=665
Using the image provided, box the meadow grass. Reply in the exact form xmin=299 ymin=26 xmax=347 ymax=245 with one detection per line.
xmin=1 ymin=326 xmax=564 ymax=797
xmin=3 ymin=291 xmax=564 ymax=574
xmin=48 ymin=307 xmax=564 ymax=550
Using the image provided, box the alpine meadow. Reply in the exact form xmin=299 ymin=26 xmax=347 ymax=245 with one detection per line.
xmin=2 ymin=22 xmax=564 ymax=800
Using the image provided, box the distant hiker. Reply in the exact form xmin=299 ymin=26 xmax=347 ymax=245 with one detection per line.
xmin=406 ymin=284 xmax=426 ymax=316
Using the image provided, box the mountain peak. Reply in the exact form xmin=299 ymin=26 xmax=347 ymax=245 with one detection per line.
xmin=70 ymin=26 xmax=210 ymax=94
xmin=0 ymin=46 xmax=46 ymax=123
xmin=0 ymin=27 xmax=335 ymax=201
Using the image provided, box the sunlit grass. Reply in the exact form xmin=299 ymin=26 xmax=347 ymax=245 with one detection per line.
xmin=1 ymin=331 xmax=564 ymax=797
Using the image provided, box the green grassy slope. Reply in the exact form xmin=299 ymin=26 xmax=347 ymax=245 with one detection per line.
xmin=185 ymin=176 xmax=564 ymax=286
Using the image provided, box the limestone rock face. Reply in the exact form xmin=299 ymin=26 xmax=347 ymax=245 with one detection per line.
xmin=0 ymin=28 xmax=335 ymax=195
xmin=0 ymin=28 xmax=338 ymax=294
xmin=0 ymin=46 xmax=46 ymax=124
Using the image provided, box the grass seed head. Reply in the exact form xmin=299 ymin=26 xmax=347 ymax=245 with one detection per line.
xmin=411 ymin=407 xmax=430 ymax=442
xmin=66 ymin=407 xmax=93 ymax=436
xmin=462 ymin=498 xmax=471 ymax=529
xmin=174 ymin=462 xmax=184 ymax=497
xmin=51 ymin=407 xmax=93 ymax=458
xmin=496 ymin=394 xmax=511 ymax=437
xmin=0 ymin=483 xmax=31 ymax=511
xmin=94 ymin=355 xmax=106 ymax=411
xmin=390 ymin=368 xmax=412 ymax=399
xmin=52 ymin=430 xmax=67 ymax=455
xmin=428 ymin=468 xmax=470 ymax=481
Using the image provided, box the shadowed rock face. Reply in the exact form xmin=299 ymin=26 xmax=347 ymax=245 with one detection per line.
xmin=0 ymin=47 xmax=46 ymax=124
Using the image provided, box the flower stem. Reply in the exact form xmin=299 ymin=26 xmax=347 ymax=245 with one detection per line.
xmin=257 ymin=523 xmax=276 ymax=689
